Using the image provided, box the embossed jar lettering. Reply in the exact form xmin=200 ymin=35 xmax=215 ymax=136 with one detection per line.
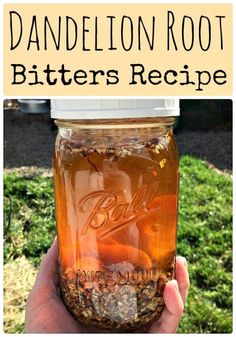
xmin=79 ymin=182 xmax=160 ymax=237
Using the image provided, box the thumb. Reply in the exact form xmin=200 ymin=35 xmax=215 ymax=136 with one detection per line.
xmin=34 ymin=236 xmax=59 ymax=289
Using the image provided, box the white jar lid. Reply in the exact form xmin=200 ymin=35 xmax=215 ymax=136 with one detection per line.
xmin=51 ymin=99 xmax=179 ymax=119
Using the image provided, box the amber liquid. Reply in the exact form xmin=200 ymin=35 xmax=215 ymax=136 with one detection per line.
xmin=53 ymin=125 xmax=179 ymax=330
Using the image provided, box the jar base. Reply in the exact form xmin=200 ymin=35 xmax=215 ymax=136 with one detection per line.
xmin=67 ymin=302 xmax=165 ymax=332
xmin=61 ymin=273 xmax=170 ymax=332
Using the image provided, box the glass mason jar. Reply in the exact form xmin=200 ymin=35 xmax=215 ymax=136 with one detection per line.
xmin=51 ymin=99 xmax=179 ymax=331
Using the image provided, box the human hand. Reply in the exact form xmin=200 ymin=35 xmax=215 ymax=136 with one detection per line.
xmin=25 ymin=238 xmax=190 ymax=333
xmin=148 ymin=255 xmax=190 ymax=333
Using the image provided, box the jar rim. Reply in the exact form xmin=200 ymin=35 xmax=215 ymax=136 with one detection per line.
xmin=55 ymin=116 xmax=176 ymax=130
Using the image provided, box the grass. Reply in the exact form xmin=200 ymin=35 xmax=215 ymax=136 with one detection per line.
xmin=177 ymin=156 xmax=232 ymax=333
xmin=4 ymin=175 xmax=56 ymax=266
xmin=3 ymin=155 xmax=232 ymax=333
xmin=4 ymin=256 xmax=36 ymax=333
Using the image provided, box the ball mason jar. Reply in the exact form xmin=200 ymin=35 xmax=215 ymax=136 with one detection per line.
xmin=51 ymin=99 xmax=180 ymax=331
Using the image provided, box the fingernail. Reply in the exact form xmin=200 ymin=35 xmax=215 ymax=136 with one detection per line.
xmin=171 ymin=279 xmax=178 ymax=289
xmin=179 ymin=256 xmax=187 ymax=267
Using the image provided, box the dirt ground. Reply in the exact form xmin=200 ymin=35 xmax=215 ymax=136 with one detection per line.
xmin=4 ymin=109 xmax=232 ymax=175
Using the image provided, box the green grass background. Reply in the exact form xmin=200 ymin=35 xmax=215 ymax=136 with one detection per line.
xmin=3 ymin=155 xmax=232 ymax=333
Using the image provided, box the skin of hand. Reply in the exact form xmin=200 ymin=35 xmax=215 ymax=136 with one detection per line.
xmin=25 ymin=238 xmax=190 ymax=333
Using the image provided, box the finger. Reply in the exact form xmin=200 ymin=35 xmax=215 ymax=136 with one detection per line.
xmin=149 ymin=279 xmax=183 ymax=333
xmin=34 ymin=236 xmax=59 ymax=289
xmin=176 ymin=256 xmax=190 ymax=304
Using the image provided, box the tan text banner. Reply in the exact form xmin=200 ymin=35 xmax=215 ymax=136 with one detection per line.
xmin=4 ymin=3 xmax=232 ymax=96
